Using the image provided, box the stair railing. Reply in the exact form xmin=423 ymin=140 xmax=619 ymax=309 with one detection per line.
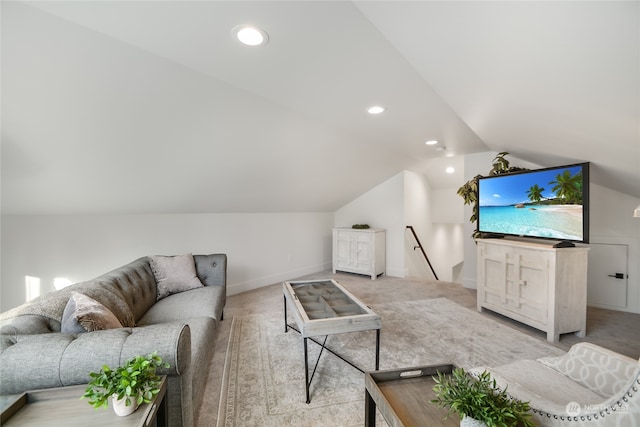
xmin=406 ymin=226 xmax=439 ymax=280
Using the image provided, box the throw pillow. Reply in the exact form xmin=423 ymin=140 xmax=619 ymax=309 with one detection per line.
xmin=61 ymin=292 xmax=123 ymax=333
xmin=149 ymin=254 xmax=204 ymax=300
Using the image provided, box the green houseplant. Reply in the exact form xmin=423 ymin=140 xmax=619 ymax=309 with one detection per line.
xmin=432 ymin=367 xmax=534 ymax=427
xmin=456 ymin=152 xmax=527 ymax=238
xmin=82 ymin=352 xmax=169 ymax=416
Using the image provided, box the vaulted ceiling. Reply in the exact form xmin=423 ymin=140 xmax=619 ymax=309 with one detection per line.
xmin=2 ymin=1 xmax=638 ymax=215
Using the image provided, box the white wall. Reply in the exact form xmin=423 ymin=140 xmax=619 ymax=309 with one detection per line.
xmin=589 ymin=183 xmax=640 ymax=313
xmin=0 ymin=212 xmax=333 ymax=311
xmin=404 ymin=171 xmax=432 ymax=279
xmin=429 ymin=184 xmax=465 ymax=282
xmin=334 ymin=169 xmax=463 ymax=282
xmin=334 ymin=172 xmax=406 ymax=277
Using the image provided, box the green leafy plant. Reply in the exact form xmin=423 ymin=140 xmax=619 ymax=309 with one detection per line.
xmin=351 ymin=224 xmax=370 ymax=229
xmin=82 ymin=352 xmax=169 ymax=409
xmin=456 ymin=152 xmax=528 ymax=238
xmin=432 ymin=368 xmax=534 ymax=427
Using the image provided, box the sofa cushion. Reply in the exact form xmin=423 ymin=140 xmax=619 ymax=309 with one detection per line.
xmin=473 ymin=360 xmax=605 ymax=415
xmin=137 ymin=286 xmax=224 ymax=325
xmin=0 ymin=315 xmax=59 ymax=335
xmin=537 ymin=342 xmax=638 ymax=398
xmin=150 ymin=254 xmax=204 ymax=300
xmin=61 ymin=292 xmax=123 ymax=333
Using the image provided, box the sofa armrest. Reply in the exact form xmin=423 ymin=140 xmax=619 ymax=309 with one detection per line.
xmin=0 ymin=322 xmax=191 ymax=395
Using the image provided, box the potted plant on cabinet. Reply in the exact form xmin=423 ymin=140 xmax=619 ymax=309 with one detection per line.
xmin=432 ymin=367 xmax=534 ymax=427
xmin=82 ymin=352 xmax=169 ymax=416
xmin=456 ymin=152 xmax=527 ymax=239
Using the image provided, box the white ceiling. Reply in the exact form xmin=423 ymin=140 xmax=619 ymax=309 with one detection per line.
xmin=2 ymin=1 xmax=638 ymax=215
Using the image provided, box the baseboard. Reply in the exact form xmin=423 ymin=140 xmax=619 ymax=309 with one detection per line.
xmin=463 ymin=278 xmax=477 ymax=289
xmin=227 ymin=262 xmax=332 ymax=295
xmin=384 ymin=267 xmax=406 ymax=278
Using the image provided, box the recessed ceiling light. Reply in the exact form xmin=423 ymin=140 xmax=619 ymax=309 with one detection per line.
xmin=232 ymin=25 xmax=269 ymax=46
xmin=446 ymin=167 xmax=455 ymax=174
xmin=367 ymin=105 xmax=385 ymax=115
xmin=425 ymin=140 xmax=438 ymax=145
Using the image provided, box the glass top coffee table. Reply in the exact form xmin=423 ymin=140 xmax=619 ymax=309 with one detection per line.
xmin=283 ymin=279 xmax=381 ymax=403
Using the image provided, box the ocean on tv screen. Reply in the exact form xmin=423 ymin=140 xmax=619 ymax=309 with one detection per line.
xmin=478 ymin=164 xmax=585 ymax=241
xmin=478 ymin=205 xmax=583 ymax=240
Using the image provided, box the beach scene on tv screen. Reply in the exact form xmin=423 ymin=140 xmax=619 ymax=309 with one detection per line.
xmin=478 ymin=166 xmax=584 ymax=240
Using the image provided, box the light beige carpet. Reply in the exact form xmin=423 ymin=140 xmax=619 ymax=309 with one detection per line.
xmin=216 ymin=298 xmax=565 ymax=427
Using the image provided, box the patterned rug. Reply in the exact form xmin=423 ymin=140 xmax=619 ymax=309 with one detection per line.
xmin=216 ymin=298 xmax=564 ymax=427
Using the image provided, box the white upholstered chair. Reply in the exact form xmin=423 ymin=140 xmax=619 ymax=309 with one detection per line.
xmin=471 ymin=342 xmax=640 ymax=426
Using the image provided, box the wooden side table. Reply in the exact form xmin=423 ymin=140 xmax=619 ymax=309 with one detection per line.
xmin=365 ymin=364 xmax=458 ymax=427
xmin=0 ymin=376 xmax=167 ymax=427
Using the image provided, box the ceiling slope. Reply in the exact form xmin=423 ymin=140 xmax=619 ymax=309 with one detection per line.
xmin=1 ymin=1 xmax=487 ymax=214
xmin=356 ymin=1 xmax=640 ymax=197
xmin=1 ymin=1 xmax=638 ymax=215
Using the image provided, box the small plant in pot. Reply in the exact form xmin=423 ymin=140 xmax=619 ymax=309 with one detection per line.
xmin=432 ymin=367 xmax=534 ymax=427
xmin=456 ymin=152 xmax=528 ymax=239
xmin=82 ymin=351 xmax=169 ymax=416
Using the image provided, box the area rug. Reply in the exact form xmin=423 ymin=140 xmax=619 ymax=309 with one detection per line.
xmin=216 ymin=298 xmax=565 ymax=427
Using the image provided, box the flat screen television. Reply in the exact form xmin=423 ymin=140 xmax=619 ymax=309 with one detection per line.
xmin=477 ymin=162 xmax=589 ymax=244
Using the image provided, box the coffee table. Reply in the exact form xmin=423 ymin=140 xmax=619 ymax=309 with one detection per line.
xmin=365 ymin=364 xmax=459 ymax=427
xmin=283 ymin=279 xmax=381 ymax=403
xmin=0 ymin=376 xmax=167 ymax=427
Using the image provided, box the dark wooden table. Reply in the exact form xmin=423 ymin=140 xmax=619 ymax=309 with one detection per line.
xmin=365 ymin=364 xmax=460 ymax=427
xmin=0 ymin=376 xmax=167 ymax=427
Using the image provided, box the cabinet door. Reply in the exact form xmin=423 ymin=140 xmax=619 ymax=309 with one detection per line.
xmin=335 ymin=232 xmax=352 ymax=269
xmin=480 ymin=254 xmax=508 ymax=306
xmin=513 ymin=250 xmax=549 ymax=322
xmin=353 ymin=233 xmax=372 ymax=272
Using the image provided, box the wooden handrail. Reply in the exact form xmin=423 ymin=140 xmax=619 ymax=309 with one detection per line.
xmin=406 ymin=226 xmax=439 ymax=280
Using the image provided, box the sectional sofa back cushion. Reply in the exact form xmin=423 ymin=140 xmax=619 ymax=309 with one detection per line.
xmin=0 ymin=257 xmax=155 ymax=334
xmin=87 ymin=257 xmax=157 ymax=323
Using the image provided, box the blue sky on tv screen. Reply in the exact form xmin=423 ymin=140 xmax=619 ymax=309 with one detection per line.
xmin=479 ymin=166 xmax=583 ymax=207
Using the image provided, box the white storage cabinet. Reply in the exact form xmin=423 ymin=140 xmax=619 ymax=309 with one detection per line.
xmin=332 ymin=228 xmax=386 ymax=280
xmin=476 ymin=238 xmax=589 ymax=342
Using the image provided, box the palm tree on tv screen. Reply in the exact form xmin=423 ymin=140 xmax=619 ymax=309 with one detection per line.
xmin=526 ymin=184 xmax=545 ymax=204
xmin=549 ymin=170 xmax=582 ymax=204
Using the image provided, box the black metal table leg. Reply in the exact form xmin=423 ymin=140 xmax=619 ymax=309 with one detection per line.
xmin=375 ymin=328 xmax=380 ymax=370
xmin=364 ymin=388 xmax=376 ymax=427
xmin=304 ymin=337 xmax=310 ymax=404
xmin=284 ymin=295 xmax=288 ymax=333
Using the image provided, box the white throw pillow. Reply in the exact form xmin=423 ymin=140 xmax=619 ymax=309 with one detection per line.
xmin=149 ymin=254 xmax=204 ymax=300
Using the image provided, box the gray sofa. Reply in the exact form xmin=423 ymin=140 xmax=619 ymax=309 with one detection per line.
xmin=0 ymin=254 xmax=226 ymax=427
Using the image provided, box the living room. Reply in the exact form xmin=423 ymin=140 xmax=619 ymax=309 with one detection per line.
xmin=2 ymin=1 xmax=639 ymax=426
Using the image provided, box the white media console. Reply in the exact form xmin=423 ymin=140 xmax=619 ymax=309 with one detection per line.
xmin=476 ymin=238 xmax=589 ymax=342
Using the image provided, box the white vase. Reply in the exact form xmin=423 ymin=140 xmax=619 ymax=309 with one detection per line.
xmin=460 ymin=415 xmax=487 ymax=427
xmin=111 ymin=394 xmax=140 ymax=416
